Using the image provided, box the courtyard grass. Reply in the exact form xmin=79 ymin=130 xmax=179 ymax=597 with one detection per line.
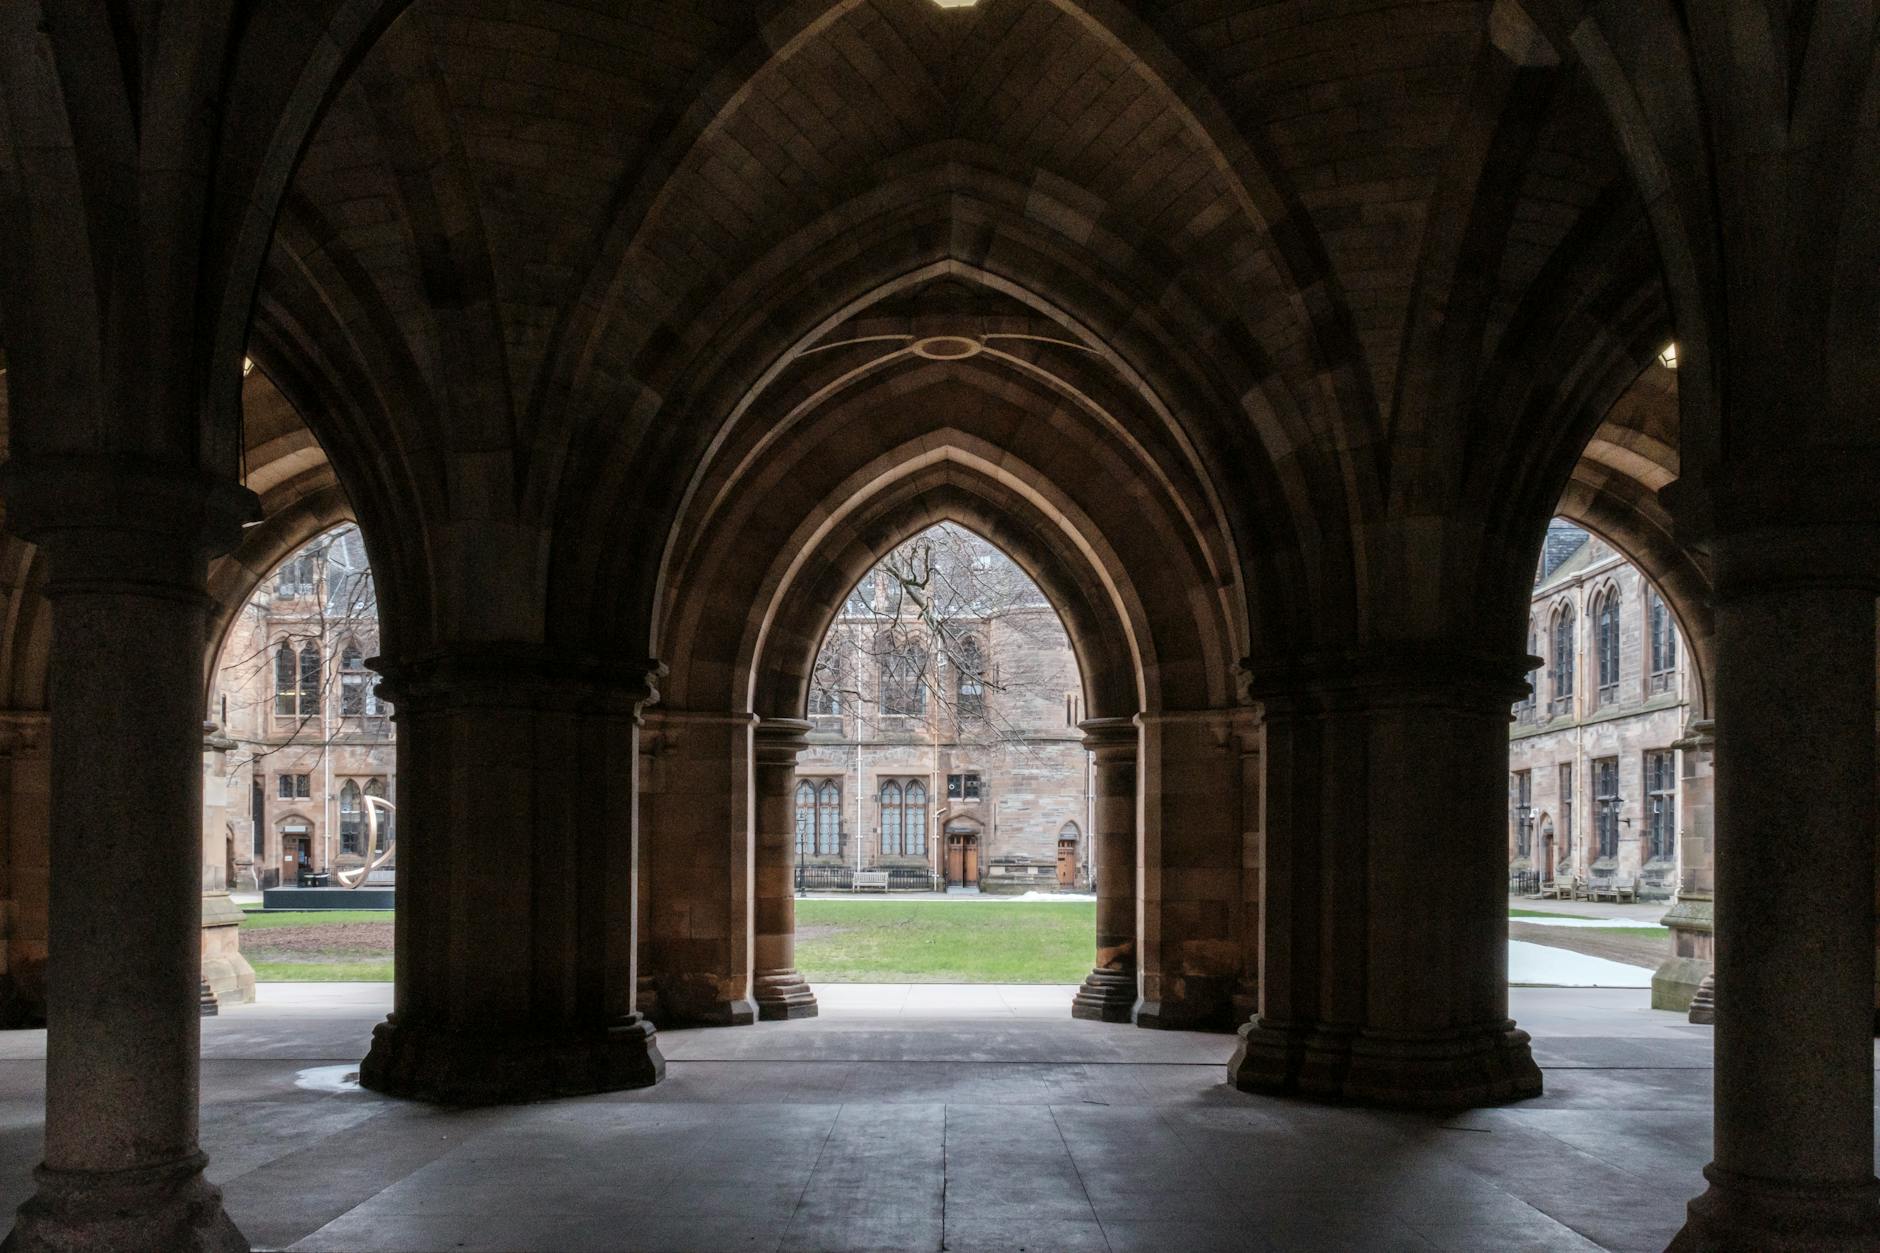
xmin=235 ymin=901 xmax=1099 ymax=984
xmin=240 ymin=909 xmax=394 ymax=981
xmin=793 ymin=900 xmax=1095 ymax=984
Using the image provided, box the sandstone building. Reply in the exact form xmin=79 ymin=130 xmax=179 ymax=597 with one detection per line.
xmin=1509 ymin=520 xmax=1691 ymax=901
xmin=0 ymin=3 xmax=1875 ymax=1250
xmin=795 ymin=524 xmax=1090 ymax=891
xmin=209 ymin=524 xmax=396 ymax=891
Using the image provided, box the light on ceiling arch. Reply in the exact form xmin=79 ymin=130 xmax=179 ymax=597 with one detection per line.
xmin=931 ymin=0 xmax=980 ymax=7
xmin=1657 ymin=343 xmax=1678 ymax=370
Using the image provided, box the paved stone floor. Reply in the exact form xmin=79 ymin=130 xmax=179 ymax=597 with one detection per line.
xmin=0 ymin=984 xmax=1871 ymax=1252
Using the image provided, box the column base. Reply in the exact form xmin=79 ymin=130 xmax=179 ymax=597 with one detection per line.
xmin=1669 ymin=1164 xmax=1880 ymax=1252
xmin=1133 ymin=977 xmax=1238 ymax=1032
xmin=1229 ymin=1017 xmax=1542 ymax=1108
xmin=754 ymin=969 xmax=818 ymax=1021
xmin=1070 ymin=968 xmax=1135 ymax=1023
xmin=359 ymin=1012 xmax=665 ymax=1105
xmin=3 ymin=1152 xmax=244 ymax=1252
xmin=643 ymin=975 xmax=756 ymax=1028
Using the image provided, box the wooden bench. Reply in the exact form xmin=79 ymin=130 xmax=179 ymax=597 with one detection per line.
xmin=851 ymin=870 xmax=890 ymax=893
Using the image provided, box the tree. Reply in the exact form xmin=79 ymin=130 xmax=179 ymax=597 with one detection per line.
xmin=808 ymin=523 xmax=1075 ymax=751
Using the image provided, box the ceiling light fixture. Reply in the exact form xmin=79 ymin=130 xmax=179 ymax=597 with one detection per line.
xmin=1656 ymin=343 xmax=1677 ymax=370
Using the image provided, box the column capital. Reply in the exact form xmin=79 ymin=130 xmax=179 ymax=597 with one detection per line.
xmin=0 ymin=456 xmax=260 ymax=581
xmin=374 ymin=647 xmax=665 ymax=717
xmin=1672 ymin=718 xmax=1716 ymax=754
xmin=1077 ymin=716 xmax=1136 ymax=759
xmin=753 ymin=717 xmax=812 ymax=765
xmin=0 ymin=710 xmax=48 ymax=755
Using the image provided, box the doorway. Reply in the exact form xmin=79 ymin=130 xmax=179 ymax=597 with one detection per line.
xmin=1056 ymin=839 xmax=1077 ymax=887
xmin=945 ymin=829 xmax=979 ymax=887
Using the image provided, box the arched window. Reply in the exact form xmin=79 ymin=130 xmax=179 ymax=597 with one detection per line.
xmin=364 ymin=778 xmax=390 ymax=850
xmin=879 ymin=780 xmax=903 ymax=855
xmin=881 ymin=640 xmax=926 ymax=716
xmin=340 ymin=643 xmax=367 ymax=716
xmin=954 ymin=637 xmax=985 ymax=717
xmin=298 ymin=642 xmax=322 ymax=717
xmin=816 ymin=780 xmax=841 ymax=856
xmin=1550 ymin=603 xmax=1576 ymax=716
xmin=1594 ymin=588 xmax=1620 ymax=706
xmin=274 ymin=642 xmax=298 ymax=716
xmin=795 ymin=781 xmax=816 ymax=856
xmin=338 ymin=781 xmax=362 ymax=855
xmin=1649 ymin=590 xmax=1678 ymax=693
xmin=904 ymin=781 xmax=928 ymax=855
xmin=275 ymin=556 xmax=314 ymax=597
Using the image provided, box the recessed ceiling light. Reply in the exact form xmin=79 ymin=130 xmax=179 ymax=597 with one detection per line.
xmin=931 ymin=0 xmax=979 ymax=8
xmin=242 ymin=356 xmax=255 ymax=377
xmin=1656 ymin=343 xmax=1677 ymax=370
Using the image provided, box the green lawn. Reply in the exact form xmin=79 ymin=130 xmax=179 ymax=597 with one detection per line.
xmin=794 ymin=900 xmax=1095 ymax=984
xmin=240 ymin=909 xmax=394 ymax=981
xmin=248 ymin=959 xmax=394 ymax=981
xmin=1508 ymin=908 xmax=1596 ymax=919
xmin=236 ymin=901 xmax=1099 ymax=984
xmin=240 ymin=909 xmax=392 ymax=927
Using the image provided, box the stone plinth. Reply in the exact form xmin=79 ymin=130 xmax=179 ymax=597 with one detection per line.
xmin=360 ymin=1012 xmax=662 ymax=1106
xmin=199 ymin=893 xmax=254 ymax=1007
xmin=358 ymin=650 xmax=663 ymax=1105
xmin=1233 ymin=647 xmax=1541 ymax=1107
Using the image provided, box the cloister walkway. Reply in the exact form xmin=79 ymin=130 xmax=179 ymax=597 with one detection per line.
xmin=0 ymin=984 xmax=1831 ymax=1252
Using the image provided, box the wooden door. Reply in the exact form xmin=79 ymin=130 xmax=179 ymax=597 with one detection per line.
xmin=1056 ymin=840 xmax=1076 ymax=887
xmin=964 ymin=838 xmax=978 ymax=885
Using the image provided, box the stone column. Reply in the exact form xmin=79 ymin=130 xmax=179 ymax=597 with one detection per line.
xmin=1135 ymin=710 xmax=1243 ymax=1031
xmin=637 ymin=709 xmax=756 ymax=1026
xmin=1653 ymin=720 xmax=1713 ymax=1012
xmin=1071 ymin=718 xmax=1136 ymax=1022
xmin=1672 ymin=534 xmax=1879 ymax=1251
xmin=1233 ymin=712 xmax=1264 ymax=1023
xmin=753 ymin=718 xmax=816 ymax=1020
xmin=2 ymin=459 xmax=252 ymax=1251
xmin=359 ymin=650 xmax=663 ymax=1104
xmin=1231 ymin=648 xmax=1541 ymax=1107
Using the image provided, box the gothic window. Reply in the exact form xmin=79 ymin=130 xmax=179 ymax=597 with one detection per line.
xmin=904 ymin=781 xmax=928 ymax=855
xmin=340 ymin=643 xmax=367 ymax=716
xmin=955 ymin=637 xmax=985 ymax=717
xmin=1646 ymin=750 xmax=1676 ymax=861
xmin=364 ymin=778 xmax=390 ymax=850
xmin=1649 ymin=591 xmax=1678 ymax=693
xmin=881 ymin=640 xmax=926 ymax=716
xmin=816 ymin=780 xmax=841 ymax=856
xmin=339 ymin=781 xmax=362 ymax=855
xmin=1594 ymin=588 xmax=1620 ymax=706
xmin=1593 ymin=757 xmax=1620 ymax=861
xmin=274 ymin=642 xmax=298 ymax=716
xmin=1559 ymin=762 xmax=1574 ymax=855
xmin=795 ymin=781 xmax=816 ymax=856
xmin=275 ymin=556 xmax=314 ymax=597
xmin=298 ymin=642 xmax=322 ymax=717
xmin=1550 ymin=603 xmax=1576 ymax=716
xmin=1511 ymin=769 xmax=1533 ymax=857
xmin=879 ymin=780 xmax=903 ymax=855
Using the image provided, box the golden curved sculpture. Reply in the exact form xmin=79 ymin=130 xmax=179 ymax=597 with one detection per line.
xmin=335 ymin=795 xmax=395 ymax=889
